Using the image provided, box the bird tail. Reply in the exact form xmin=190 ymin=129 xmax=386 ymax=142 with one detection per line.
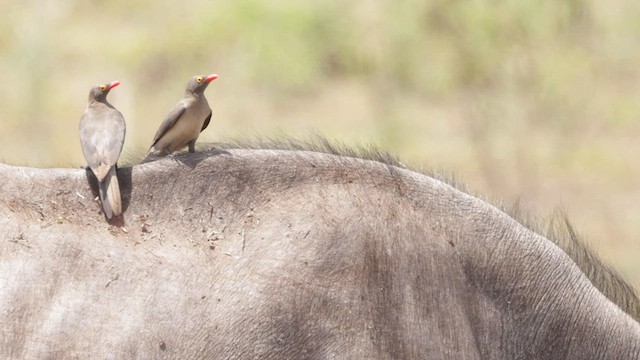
xmin=98 ymin=166 xmax=122 ymax=219
xmin=142 ymin=151 xmax=155 ymax=163
xmin=142 ymin=146 xmax=165 ymax=163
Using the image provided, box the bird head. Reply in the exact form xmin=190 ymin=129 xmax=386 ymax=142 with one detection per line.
xmin=88 ymin=81 xmax=120 ymax=102
xmin=185 ymin=74 xmax=218 ymax=94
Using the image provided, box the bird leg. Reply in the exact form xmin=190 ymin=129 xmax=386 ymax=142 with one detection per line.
xmin=188 ymin=140 xmax=196 ymax=153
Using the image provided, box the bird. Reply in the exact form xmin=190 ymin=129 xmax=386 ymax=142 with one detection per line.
xmin=79 ymin=80 xmax=126 ymax=219
xmin=145 ymin=73 xmax=218 ymax=161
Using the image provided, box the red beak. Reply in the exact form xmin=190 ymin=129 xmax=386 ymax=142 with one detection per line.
xmin=204 ymin=74 xmax=219 ymax=83
xmin=109 ymin=81 xmax=121 ymax=89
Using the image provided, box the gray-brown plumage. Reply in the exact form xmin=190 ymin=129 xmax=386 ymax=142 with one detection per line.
xmin=79 ymin=81 xmax=126 ymax=219
xmin=145 ymin=74 xmax=218 ymax=160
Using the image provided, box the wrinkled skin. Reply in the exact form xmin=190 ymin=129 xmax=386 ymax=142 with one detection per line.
xmin=1 ymin=148 xmax=639 ymax=359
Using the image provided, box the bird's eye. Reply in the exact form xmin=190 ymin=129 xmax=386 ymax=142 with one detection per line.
xmin=99 ymin=85 xmax=107 ymax=91
xmin=196 ymin=77 xmax=203 ymax=83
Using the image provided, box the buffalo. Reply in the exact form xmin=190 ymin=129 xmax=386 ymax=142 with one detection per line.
xmin=1 ymin=141 xmax=639 ymax=359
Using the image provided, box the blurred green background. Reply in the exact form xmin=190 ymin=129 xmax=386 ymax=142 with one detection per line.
xmin=1 ymin=0 xmax=639 ymax=288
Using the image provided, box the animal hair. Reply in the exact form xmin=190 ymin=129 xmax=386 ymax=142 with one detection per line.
xmin=125 ymin=134 xmax=640 ymax=320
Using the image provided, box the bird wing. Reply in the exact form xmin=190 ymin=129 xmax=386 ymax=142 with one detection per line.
xmin=201 ymin=111 xmax=212 ymax=132
xmin=102 ymin=109 xmax=126 ymax=166
xmin=79 ymin=111 xmax=102 ymax=172
xmin=150 ymin=102 xmax=186 ymax=147
xmin=79 ymin=106 xmax=126 ymax=180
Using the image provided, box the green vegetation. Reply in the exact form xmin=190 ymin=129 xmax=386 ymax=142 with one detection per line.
xmin=1 ymin=0 xmax=639 ymax=287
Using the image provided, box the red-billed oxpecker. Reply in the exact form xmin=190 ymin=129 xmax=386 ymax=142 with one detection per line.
xmin=79 ymin=81 xmax=126 ymax=219
xmin=145 ymin=74 xmax=218 ymax=161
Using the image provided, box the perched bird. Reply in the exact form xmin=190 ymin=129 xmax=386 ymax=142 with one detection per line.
xmin=145 ymin=73 xmax=218 ymax=160
xmin=79 ymin=81 xmax=126 ymax=219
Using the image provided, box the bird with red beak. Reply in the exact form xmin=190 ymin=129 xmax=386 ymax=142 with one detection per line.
xmin=79 ymin=80 xmax=126 ymax=219
xmin=145 ymin=73 xmax=218 ymax=160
